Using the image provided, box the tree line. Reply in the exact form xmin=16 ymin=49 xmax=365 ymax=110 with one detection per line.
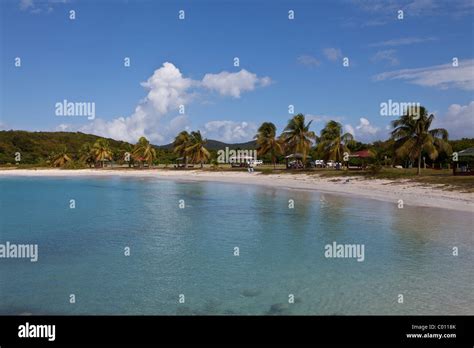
xmin=255 ymin=106 xmax=453 ymax=175
xmin=0 ymin=105 xmax=471 ymax=175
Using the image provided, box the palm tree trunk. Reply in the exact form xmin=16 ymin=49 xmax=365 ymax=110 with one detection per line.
xmin=417 ymin=154 xmax=422 ymax=175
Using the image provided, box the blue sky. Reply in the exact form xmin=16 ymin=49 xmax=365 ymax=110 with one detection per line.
xmin=1 ymin=0 xmax=473 ymax=144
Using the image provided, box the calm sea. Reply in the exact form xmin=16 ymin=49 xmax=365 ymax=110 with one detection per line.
xmin=0 ymin=176 xmax=472 ymax=315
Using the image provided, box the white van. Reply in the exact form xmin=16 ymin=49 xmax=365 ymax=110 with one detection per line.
xmin=250 ymin=160 xmax=263 ymax=166
xmin=326 ymin=160 xmax=341 ymax=168
xmin=314 ymin=160 xmax=325 ymax=167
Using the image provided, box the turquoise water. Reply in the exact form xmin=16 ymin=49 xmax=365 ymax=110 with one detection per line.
xmin=0 ymin=176 xmax=473 ymax=315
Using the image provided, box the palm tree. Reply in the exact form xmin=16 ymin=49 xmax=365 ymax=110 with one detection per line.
xmin=92 ymin=138 xmax=112 ymax=168
xmin=50 ymin=148 xmax=71 ymax=167
xmin=79 ymin=143 xmax=95 ymax=168
xmin=186 ymin=131 xmax=210 ymax=168
xmin=316 ymin=120 xmax=355 ymax=162
xmin=122 ymin=144 xmax=134 ymax=168
xmin=254 ymin=122 xmax=283 ymax=168
xmin=132 ymin=136 xmax=156 ymax=168
xmin=173 ymin=131 xmax=191 ymax=167
xmin=280 ymin=113 xmax=317 ymax=163
xmin=391 ymin=106 xmax=451 ymax=175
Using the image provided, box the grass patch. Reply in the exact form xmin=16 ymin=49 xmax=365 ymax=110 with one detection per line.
xmin=310 ymin=167 xmax=474 ymax=193
xmin=253 ymin=166 xmax=474 ymax=193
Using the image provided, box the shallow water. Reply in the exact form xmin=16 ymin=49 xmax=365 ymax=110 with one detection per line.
xmin=0 ymin=176 xmax=472 ymax=315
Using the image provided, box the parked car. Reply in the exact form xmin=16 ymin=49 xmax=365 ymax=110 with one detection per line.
xmin=314 ymin=160 xmax=325 ymax=168
xmin=326 ymin=160 xmax=341 ymax=168
xmin=326 ymin=160 xmax=335 ymax=168
xmin=288 ymin=160 xmax=304 ymax=169
xmin=250 ymin=160 xmax=263 ymax=166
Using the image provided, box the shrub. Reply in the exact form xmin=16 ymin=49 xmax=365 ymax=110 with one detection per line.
xmin=63 ymin=160 xmax=87 ymax=169
xmin=368 ymin=163 xmax=383 ymax=175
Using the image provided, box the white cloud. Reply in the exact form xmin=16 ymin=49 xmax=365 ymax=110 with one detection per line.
xmin=20 ymin=0 xmax=66 ymax=13
xmin=166 ymin=114 xmax=190 ymax=135
xmin=297 ymin=55 xmax=321 ymax=67
xmin=369 ymin=37 xmax=436 ymax=47
xmin=57 ymin=63 xmax=270 ymax=144
xmin=351 ymin=0 xmax=469 ymax=16
xmin=356 ymin=117 xmax=380 ymax=135
xmin=350 ymin=0 xmax=473 ymax=26
xmin=322 ymin=48 xmax=342 ymax=62
xmin=139 ymin=61 xmax=194 ymax=115
xmin=361 ymin=19 xmax=388 ymax=27
xmin=371 ymin=49 xmax=399 ymax=66
xmin=404 ymin=0 xmax=439 ymax=15
xmin=203 ymin=120 xmax=257 ymax=143
xmin=305 ymin=114 xmax=386 ymax=143
xmin=304 ymin=114 xmax=348 ymax=136
xmin=306 ymin=114 xmax=345 ymax=125
xmin=345 ymin=117 xmax=383 ymax=142
xmin=201 ymin=69 xmax=271 ymax=98
xmin=373 ymin=59 xmax=474 ymax=90
xmin=73 ymin=62 xmax=194 ymax=143
xmin=350 ymin=0 xmax=399 ymax=13
xmin=20 ymin=0 xmax=34 ymax=10
xmin=432 ymin=101 xmax=474 ymax=139
xmin=344 ymin=124 xmax=355 ymax=136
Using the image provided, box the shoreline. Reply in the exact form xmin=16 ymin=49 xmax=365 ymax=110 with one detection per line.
xmin=1 ymin=168 xmax=473 ymax=213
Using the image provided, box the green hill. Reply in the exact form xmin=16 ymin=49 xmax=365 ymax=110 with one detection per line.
xmin=1 ymin=130 xmax=471 ymax=167
xmin=0 ymin=130 xmax=257 ymax=165
xmin=0 ymin=131 xmax=133 ymax=165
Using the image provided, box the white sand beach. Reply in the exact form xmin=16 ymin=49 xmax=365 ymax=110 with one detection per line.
xmin=1 ymin=168 xmax=473 ymax=213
